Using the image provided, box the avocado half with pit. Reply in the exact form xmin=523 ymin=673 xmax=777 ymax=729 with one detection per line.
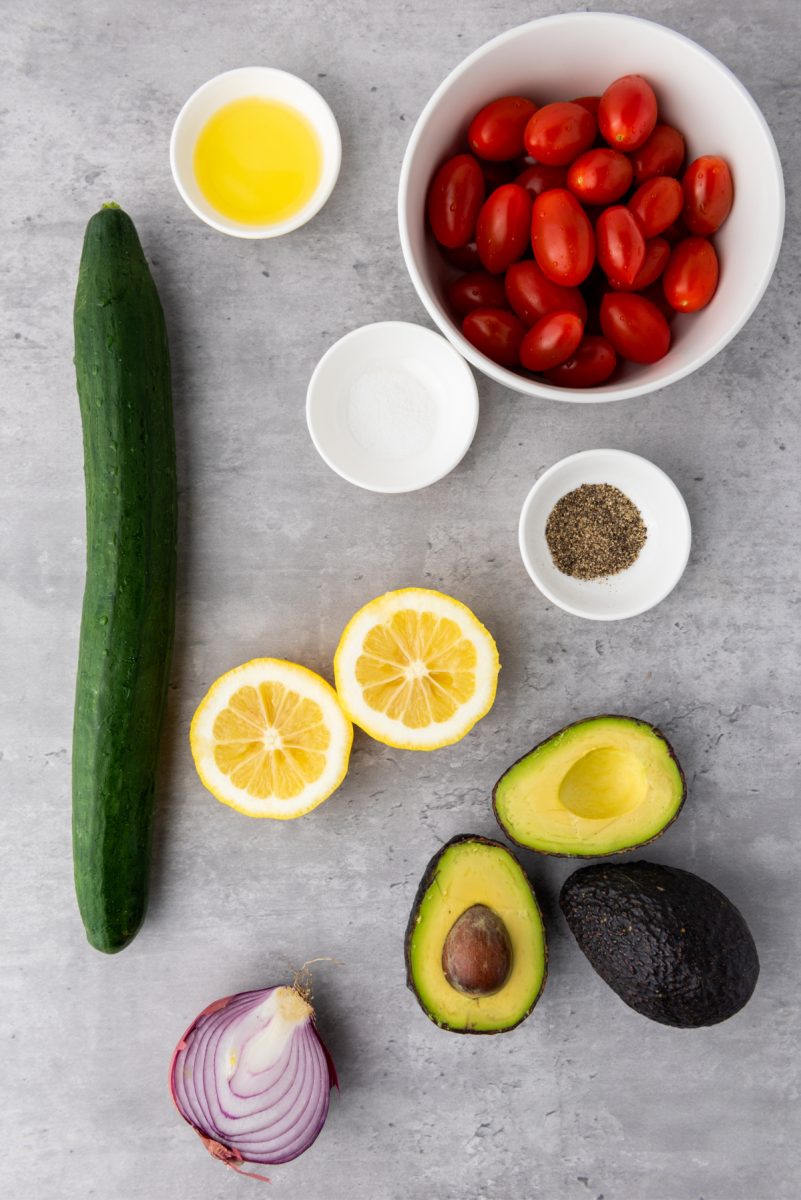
xmin=405 ymin=835 xmax=547 ymax=1034
xmin=493 ymin=715 xmax=686 ymax=857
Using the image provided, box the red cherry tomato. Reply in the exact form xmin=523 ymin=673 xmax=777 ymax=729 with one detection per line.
xmin=462 ymin=307 xmax=525 ymax=367
xmin=567 ymin=148 xmax=633 ymax=205
xmin=628 ymin=175 xmax=683 ymax=237
xmin=441 ymin=241 xmax=482 ymax=270
xmin=662 ymin=217 xmax=689 ymax=246
xmin=545 ymin=335 xmax=617 ymax=387
xmin=476 ymin=184 xmax=532 ymax=273
xmin=682 ymin=156 xmax=734 ymax=235
xmin=427 ymin=154 xmax=485 ymax=249
xmin=662 ymin=236 xmax=720 ymax=312
xmin=515 ymin=162 xmax=568 ymax=199
xmin=447 ymin=271 xmax=509 ymax=317
xmin=481 ymin=159 xmax=517 ymax=190
xmin=641 ymin=281 xmax=678 ymax=324
xmin=630 ymin=124 xmax=685 ymax=183
xmin=520 ymin=311 xmax=584 ymax=372
xmin=579 ymin=271 xmax=607 ymax=335
xmin=572 ymin=96 xmax=601 ymax=117
xmin=468 ymin=96 xmax=538 ymax=161
xmin=598 ymin=74 xmax=658 ymax=151
xmin=531 ymin=189 xmax=595 ymax=286
xmin=610 ymin=237 xmax=670 ymax=291
xmin=505 ymin=260 xmax=587 ymax=326
xmin=524 ymin=102 xmax=596 ymax=166
xmin=596 ymin=206 xmax=646 ymax=286
xmin=600 ymin=292 xmax=671 ymax=363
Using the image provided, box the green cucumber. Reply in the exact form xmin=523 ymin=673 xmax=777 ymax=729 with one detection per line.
xmin=72 ymin=204 xmax=177 ymax=953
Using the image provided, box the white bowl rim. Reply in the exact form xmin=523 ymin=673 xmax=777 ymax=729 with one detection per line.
xmin=518 ymin=448 xmax=692 ymax=619
xmin=170 ymin=66 xmax=342 ymax=239
xmin=398 ymin=11 xmax=785 ymax=403
xmin=305 ymin=320 xmax=480 ymax=494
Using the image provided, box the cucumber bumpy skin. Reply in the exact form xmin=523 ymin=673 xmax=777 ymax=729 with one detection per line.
xmin=72 ymin=205 xmax=176 ymax=953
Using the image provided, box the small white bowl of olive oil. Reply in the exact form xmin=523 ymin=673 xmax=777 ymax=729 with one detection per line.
xmin=170 ymin=67 xmax=341 ymax=238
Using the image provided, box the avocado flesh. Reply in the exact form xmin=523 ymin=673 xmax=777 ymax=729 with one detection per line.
xmin=560 ymin=861 xmax=759 ymax=1027
xmin=493 ymin=716 xmax=685 ymax=857
xmin=405 ymin=836 xmax=547 ymax=1033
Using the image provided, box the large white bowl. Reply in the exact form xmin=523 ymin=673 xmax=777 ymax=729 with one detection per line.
xmin=398 ymin=13 xmax=784 ymax=402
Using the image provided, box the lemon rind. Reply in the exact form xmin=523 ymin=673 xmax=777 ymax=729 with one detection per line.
xmin=334 ymin=588 xmax=500 ymax=751
xmin=190 ymin=658 xmax=353 ymax=818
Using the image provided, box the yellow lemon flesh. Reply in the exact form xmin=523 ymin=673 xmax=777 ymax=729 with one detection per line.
xmin=190 ymin=659 xmax=352 ymax=818
xmin=334 ymin=588 xmax=499 ymax=750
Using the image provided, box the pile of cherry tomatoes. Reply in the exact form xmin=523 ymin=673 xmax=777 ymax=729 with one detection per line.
xmin=426 ymin=75 xmax=733 ymax=387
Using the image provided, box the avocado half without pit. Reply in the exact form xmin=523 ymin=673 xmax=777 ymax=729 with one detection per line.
xmin=405 ymin=836 xmax=547 ymax=1033
xmin=493 ymin=715 xmax=686 ymax=857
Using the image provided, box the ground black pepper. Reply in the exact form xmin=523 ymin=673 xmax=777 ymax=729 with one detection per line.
xmin=545 ymin=483 xmax=647 ymax=580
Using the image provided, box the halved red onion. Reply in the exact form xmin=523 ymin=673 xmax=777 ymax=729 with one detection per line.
xmin=170 ymin=985 xmax=338 ymax=1177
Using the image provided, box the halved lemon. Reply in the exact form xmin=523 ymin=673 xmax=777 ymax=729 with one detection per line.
xmin=190 ymin=659 xmax=353 ymax=818
xmin=334 ymin=588 xmax=500 ymax=750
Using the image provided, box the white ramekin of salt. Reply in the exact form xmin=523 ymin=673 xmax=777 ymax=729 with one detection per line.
xmin=306 ymin=321 xmax=478 ymax=492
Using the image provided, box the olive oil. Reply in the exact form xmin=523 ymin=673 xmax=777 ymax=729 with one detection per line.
xmin=194 ymin=96 xmax=322 ymax=226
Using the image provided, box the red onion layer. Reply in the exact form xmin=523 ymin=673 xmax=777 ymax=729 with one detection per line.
xmin=170 ymin=985 xmax=337 ymax=1168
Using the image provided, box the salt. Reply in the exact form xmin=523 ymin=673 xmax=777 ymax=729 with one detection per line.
xmin=346 ymin=366 xmax=437 ymax=461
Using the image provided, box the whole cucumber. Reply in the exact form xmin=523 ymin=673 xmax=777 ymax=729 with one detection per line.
xmin=72 ymin=204 xmax=177 ymax=952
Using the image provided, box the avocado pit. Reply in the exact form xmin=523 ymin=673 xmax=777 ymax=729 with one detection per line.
xmin=442 ymin=904 xmax=513 ymax=997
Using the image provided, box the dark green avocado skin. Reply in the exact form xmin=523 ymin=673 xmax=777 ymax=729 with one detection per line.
xmin=560 ymin=861 xmax=759 ymax=1028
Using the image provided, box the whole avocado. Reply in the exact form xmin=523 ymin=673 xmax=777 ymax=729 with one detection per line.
xmin=560 ymin=861 xmax=759 ymax=1027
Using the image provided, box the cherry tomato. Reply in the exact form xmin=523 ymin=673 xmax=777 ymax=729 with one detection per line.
xmin=427 ymin=154 xmax=485 ymax=249
xmin=641 ymin=280 xmax=678 ymax=323
xmin=505 ymin=260 xmax=587 ymax=326
xmin=447 ymin=271 xmax=509 ymax=317
xmin=610 ymin=237 xmax=670 ymax=291
xmin=598 ymin=74 xmax=658 ymax=151
xmin=520 ymin=311 xmax=584 ymax=372
xmin=628 ymin=175 xmax=683 ymax=237
xmin=582 ymin=205 xmax=608 ymax=228
xmin=579 ymin=269 xmax=607 ymax=334
xmin=661 ymin=217 xmax=689 ymax=246
xmin=630 ymin=123 xmax=685 ymax=183
xmin=481 ymin=159 xmax=517 ymax=190
xmin=462 ymin=307 xmax=526 ymax=367
xmin=468 ymin=96 xmax=538 ymax=161
xmin=662 ymin=236 xmax=719 ymax=312
xmin=441 ymin=241 xmax=482 ymax=270
xmin=524 ymin=102 xmax=596 ymax=166
xmin=545 ymin=335 xmax=617 ymax=387
xmin=515 ymin=162 xmax=568 ymax=199
xmin=682 ymin=156 xmax=734 ymax=235
xmin=572 ymin=96 xmax=601 ymax=117
xmin=531 ymin=189 xmax=595 ymax=287
xmin=567 ymin=148 xmax=633 ymax=205
xmin=600 ymin=292 xmax=671 ymax=363
xmin=596 ymin=206 xmax=646 ymax=286
xmin=476 ymin=184 xmax=532 ymax=273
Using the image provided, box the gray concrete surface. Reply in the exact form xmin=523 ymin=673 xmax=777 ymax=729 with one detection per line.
xmin=2 ymin=1 xmax=800 ymax=1197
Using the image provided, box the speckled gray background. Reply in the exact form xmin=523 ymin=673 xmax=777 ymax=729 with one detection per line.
xmin=2 ymin=0 xmax=799 ymax=1197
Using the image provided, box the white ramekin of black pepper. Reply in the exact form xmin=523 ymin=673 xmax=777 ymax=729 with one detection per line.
xmin=519 ymin=449 xmax=691 ymax=620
